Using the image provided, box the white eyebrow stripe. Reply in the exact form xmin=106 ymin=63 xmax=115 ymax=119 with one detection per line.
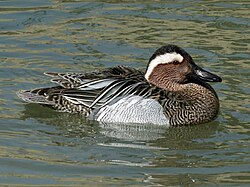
xmin=145 ymin=52 xmax=184 ymax=81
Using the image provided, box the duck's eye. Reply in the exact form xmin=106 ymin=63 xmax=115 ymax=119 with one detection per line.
xmin=173 ymin=60 xmax=180 ymax=65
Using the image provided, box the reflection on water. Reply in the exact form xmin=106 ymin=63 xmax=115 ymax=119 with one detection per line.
xmin=0 ymin=0 xmax=250 ymax=186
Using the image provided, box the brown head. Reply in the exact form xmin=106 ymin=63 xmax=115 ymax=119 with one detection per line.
xmin=145 ymin=45 xmax=222 ymax=91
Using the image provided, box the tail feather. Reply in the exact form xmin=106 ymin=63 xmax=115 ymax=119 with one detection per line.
xmin=16 ymin=90 xmax=54 ymax=105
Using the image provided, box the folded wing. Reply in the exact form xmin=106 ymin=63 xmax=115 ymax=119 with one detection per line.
xmin=17 ymin=66 xmax=153 ymax=115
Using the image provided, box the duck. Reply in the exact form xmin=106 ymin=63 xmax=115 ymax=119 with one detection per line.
xmin=17 ymin=44 xmax=222 ymax=126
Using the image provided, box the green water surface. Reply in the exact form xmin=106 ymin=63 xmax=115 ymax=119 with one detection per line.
xmin=0 ymin=0 xmax=249 ymax=186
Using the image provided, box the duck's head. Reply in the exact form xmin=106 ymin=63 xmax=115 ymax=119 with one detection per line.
xmin=145 ymin=45 xmax=222 ymax=91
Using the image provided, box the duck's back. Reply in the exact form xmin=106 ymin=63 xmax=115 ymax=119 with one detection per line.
xmin=17 ymin=66 xmax=164 ymax=117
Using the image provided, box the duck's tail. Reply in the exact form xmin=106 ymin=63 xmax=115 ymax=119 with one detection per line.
xmin=16 ymin=89 xmax=54 ymax=105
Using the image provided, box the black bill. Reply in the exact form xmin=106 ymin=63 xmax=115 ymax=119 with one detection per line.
xmin=190 ymin=63 xmax=222 ymax=83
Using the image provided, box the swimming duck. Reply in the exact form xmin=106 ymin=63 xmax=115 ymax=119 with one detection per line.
xmin=17 ymin=45 xmax=222 ymax=126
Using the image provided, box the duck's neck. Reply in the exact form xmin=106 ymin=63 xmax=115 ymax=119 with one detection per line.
xmin=150 ymin=79 xmax=220 ymax=125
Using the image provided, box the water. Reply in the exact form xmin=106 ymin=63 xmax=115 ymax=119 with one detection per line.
xmin=0 ymin=0 xmax=249 ymax=186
